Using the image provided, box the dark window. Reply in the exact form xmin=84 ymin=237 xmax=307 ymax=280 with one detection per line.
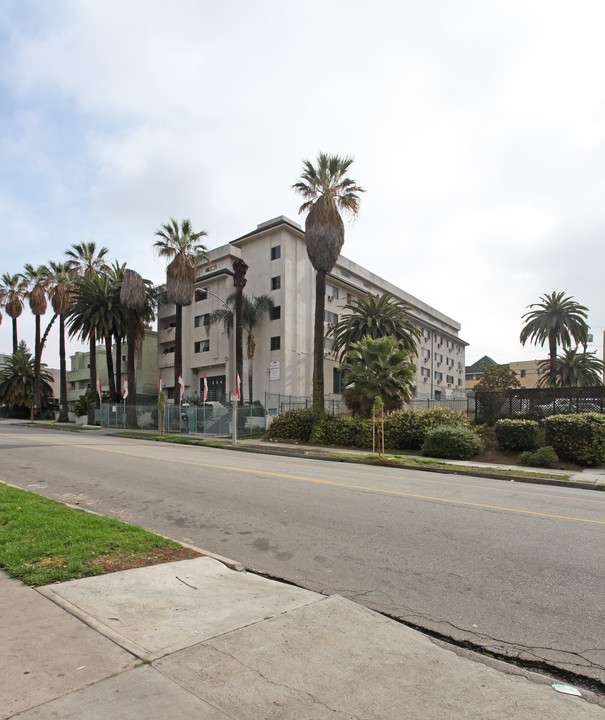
xmin=270 ymin=336 xmax=281 ymax=351
xmin=333 ymin=368 xmax=345 ymax=394
xmin=194 ymin=314 xmax=209 ymax=328
xmin=520 ymin=369 xmax=526 ymax=378
xmin=195 ymin=289 xmax=208 ymax=301
xmin=271 ymin=276 xmax=281 ymax=290
xmin=194 ymin=340 xmax=210 ymax=353
xmin=271 ymin=306 xmax=281 ymax=320
xmin=271 ymin=245 xmax=281 ymax=260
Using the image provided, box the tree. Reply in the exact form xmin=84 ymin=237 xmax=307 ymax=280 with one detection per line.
xmin=474 ymin=364 xmax=521 ymax=392
xmin=47 ymin=261 xmax=75 ymax=422
xmin=66 ymin=242 xmax=110 ymax=422
xmin=293 ymin=153 xmax=364 ymax=429
xmin=0 ymin=273 xmax=27 ymax=354
xmin=341 ymin=336 xmax=415 ymax=417
xmin=208 ymin=292 xmax=274 ymax=403
xmin=154 ymin=218 xmax=208 ymax=395
xmin=0 ymin=351 xmax=54 ymax=419
xmin=22 ymin=263 xmax=50 ymax=413
xmin=520 ymin=291 xmax=589 ymax=388
xmin=537 ymin=347 xmax=604 ymax=388
xmin=329 ymin=292 xmax=421 ymax=361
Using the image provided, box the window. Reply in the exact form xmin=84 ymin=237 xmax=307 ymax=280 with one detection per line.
xmin=270 ymin=336 xmax=281 ymax=351
xmin=520 ymin=369 xmax=526 ymax=378
xmin=121 ymin=354 xmax=126 ymax=362
xmin=333 ymin=368 xmax=345 ymax=394
xmin=434 ymin=333 xmax=442 ymax=345
xmin=422 ymin=328 xmax=430 ymax=340
xmin=271 ymin=276 xmax=281 ymax=290
xmin=435 ymin=371 xmax=443 ymax=382
xmin=421 ymin=367 xmax=430 ymax=378
xmin=421 ymin=348 xmax=430 ymax=360
xmin=271 ymin=305 xmax=281 ymax=320
xmin=324 ymin=337 xmax=335 ymax=351
xmin=447 ymin=340 xmax=454 ymax=351
xmin=447 ymin=375 xmax=454 ymax=384
xmin=346 ymin=292 xmax=355 ymax=302
xmin=195 ymin=289 xmax=208 ymax=302
xmin=458 ymin=378 xmax=463 ymax=386
xmin=340 ymin=270 xmax=350 ymax=279
xmin=435 ymin=353 xmax=443 ymax=364
xmin=326 ymin=283 xmax=339 ymax=300
xmin=194 ymin=339 xmax=209 ymax=353
xmin=363 ymin=281 xmax=372 ymax=289
xmin=434 ymin=390 xmax=442 ymax=400
xmin=194 ymin=313 xmax=209 ymax=328
xmin=325 ymin=310 xmax=338 ymax=325
xmin=205 ymin=264 xmax=217 ymax=273
xmin=271 ymin=245 xmax=281 ymax=260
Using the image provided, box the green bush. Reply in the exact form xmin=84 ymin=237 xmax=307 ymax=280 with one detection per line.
xmin=266 ymin=408 xmax=313 ymax=442
xmin=519 ymin=446 xmax=559 ymax=468
xmin=494 ymin=419 xmax=539 ymax=452
xmin=384 ymin=408 xmax=469 ymax=450
xmin=544 ymin=413 xmax=605 ymax=466
xmin=421 ymin=425 xmax=484 ymax=460
xmin=314 ymin=415 xmax=373 ymax=449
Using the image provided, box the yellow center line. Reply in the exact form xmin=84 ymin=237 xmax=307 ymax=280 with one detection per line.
xmin=4 ymin=433 xmax=604 ymax=526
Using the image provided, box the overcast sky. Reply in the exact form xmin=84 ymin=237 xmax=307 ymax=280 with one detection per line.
xmin=1 ymin=0 xmax=604 ymax=369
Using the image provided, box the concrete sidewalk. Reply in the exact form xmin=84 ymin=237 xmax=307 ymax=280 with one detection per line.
xmin=3 ymin=557 xmax=604 ymax=719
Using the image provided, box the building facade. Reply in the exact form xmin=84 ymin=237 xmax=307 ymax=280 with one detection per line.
xmin=157 ymin=216 xmax=467 ymax=405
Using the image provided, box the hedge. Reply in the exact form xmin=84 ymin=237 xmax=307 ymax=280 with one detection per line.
xmin=494 ymin=419 xmax=539 ymax=452
xmin=421 ymin=425 xmax=484 ymax=460
xmin=544 ymin=413 xmax=605 ymax=466
xmin=266 ymin=408 xmax=313 ymax=442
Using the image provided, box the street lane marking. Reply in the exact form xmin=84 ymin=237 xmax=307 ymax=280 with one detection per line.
xmin=2 ymin=433 xmax=604 ymax=526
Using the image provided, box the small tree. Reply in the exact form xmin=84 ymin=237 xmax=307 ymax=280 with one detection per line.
xmin=474 ymin=364 xmax=521 ymax=392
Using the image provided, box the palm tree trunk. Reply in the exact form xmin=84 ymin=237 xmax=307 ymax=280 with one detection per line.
xmin=549 ymin=332 xmax=557 ymax=388
xmin=58 ymin=315 xmax=69 ymax=423
xmin=235 ymin=288 xmax=244 ymax=406
xmin=126 ymin=313 xmax=138 ymax=428
xmin=87 ymin=331 xmax=97 ymax=424
xmin=34 ymin=315 xmax=41 ymax=416
xmin=174 ymin=304 xmax=183 ymax=400
xmin=12 ymin=317 xmax=18 ymax=355
xmin=105 ymin=335 xmax=116 ymax=400
xmin=115 ymin=336 xmax=122 ymax=403
xmin=312 ymin=269 xmax=327 ymax=433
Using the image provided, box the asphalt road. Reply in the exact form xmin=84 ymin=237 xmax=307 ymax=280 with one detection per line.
xmin=1 ymin=424 xmax=604 ymax=685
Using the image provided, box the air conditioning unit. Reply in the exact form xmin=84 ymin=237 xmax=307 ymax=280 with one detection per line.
xmin=424 ymin=357 xmax=429 ymax=363
xmin=327 ymin=322 xmax=335 ymax=328
xmin=437 ymin=362 xmax=442 ymax=367
xmin=327 ymin=295 xmax=334 ymax=302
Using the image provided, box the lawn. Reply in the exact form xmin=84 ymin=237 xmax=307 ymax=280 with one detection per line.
xmin=0 ymin=484 xmax=200 ymax=586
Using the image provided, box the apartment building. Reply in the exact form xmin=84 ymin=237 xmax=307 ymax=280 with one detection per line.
xmin=157 ymin=216 xmax=467 ymax=404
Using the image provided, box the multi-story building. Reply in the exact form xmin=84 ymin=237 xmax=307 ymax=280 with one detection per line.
xmin=157 ymin=216 xmax=467 ymax=405
xmin=466 ymin=356 xmax=546 ymax=392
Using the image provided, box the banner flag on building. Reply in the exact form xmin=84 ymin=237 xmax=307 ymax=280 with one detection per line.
xmin=158 ymin=375 xmax=162 ymax=396
xmin=236 ymin=370 xmax=241 ymax=401
xmin=203 ymin=373 xmax=208 ymax=401
xmin=97 ymin=378 xmax=102 ymax=403
xmin=122 ymin=376 xmax=128 ymax=400
xmin=178 ymin=374 xmax=184 ymax=402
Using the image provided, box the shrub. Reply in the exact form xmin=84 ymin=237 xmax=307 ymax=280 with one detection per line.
xmin=266 ymin=408 xmax=313 ymax=442
xmin=421 ymin=425 xmax=485 ymax=460
xmin=519 ymin=446 xmax=559 ymax=468
xmin=494 ymin=419 xmax=539 ymax=452
xmin=384 ymin=408 xmax=469 ymax=451
xmin=314 ymin=415 xmax=373 ymax=449
xmin=544 ymin=413 xmax=605 ymax=466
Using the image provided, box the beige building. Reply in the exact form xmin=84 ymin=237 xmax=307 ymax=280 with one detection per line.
xmin=158 ymin=216 xmax=467 ymax=405
xmin=466 ymin=356 xmax=546 ymax=392
xmin=67 ymin=331 xmax=158 ymax=402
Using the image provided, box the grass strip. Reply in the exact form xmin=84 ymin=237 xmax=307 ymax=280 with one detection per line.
xmin=0 ymin=484 xmax=199 ymax=586
xmin=114 ymin=431 xmax=230 ymax=447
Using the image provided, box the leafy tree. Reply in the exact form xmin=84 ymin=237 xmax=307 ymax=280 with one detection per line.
xmin=65 ymin=242 xmax=110 ymax=422
xmin=47 ymin=261 xmax=75 ymax=422
xmin=0 ymin=273 xmax=27 ymax=354
xmin=537 ymin=347 xmax=604 ymax=387
xmin=474 ymin=364 xmax=521 ymax=392
xmin=209 ymin=292 xmax=274 ymax=403
xmin=341 ymin=336 xmax=415 ymax=417
xmin=0 ymin=351 xmax=54 ymax=418
xmin=329 ymin=292 xmax=421 ymax=361
xmin=293 ymin=153 xmax=364 ymax=429
xmin=520 ymin=291 xmax=589 ymax=388
xmin=154 ymin=218 xmax=208 ymax=395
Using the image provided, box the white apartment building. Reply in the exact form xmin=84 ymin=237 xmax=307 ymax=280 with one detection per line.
xmin=157 ymin=216 xmax=467 ymax=405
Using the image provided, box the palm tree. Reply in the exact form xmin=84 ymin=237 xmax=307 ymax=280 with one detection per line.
xmin=107 ymin=261 xmax=128 ymax=398
xmin=340 ymin=336 xmax=415 ymax=417
xmin=520 ymin=291 xmax=589 ymax=388
xmin=154 ymin=218 xmax=208 ymax=396
xmin=47 ymin=261 xmax=75 ymax=422
xmin=66 ymin=242 xmax=109 ymax=422
xmin=293 ymin=153 xmax=364 ymax=428
xmin=208 ymin=292 xmax=274 ymax=403
xmin=22 ymin=263 xmax=50 ymax=413
xmin=0 ymin=351 xmax=54 ymax=419
xmin=329 ymin=292 xmax=421 ymax=361
xmin=0 ymin=273 xmax=26 ymax=354
xmin=537 ymin=347 xmax=604 ymax=388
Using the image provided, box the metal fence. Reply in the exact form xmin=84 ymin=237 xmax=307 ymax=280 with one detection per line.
xmin=475 ymin=386 xmax=605 ymax=422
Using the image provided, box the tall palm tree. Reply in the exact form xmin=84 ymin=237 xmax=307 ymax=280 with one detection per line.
xmin=22 ymin=263 xmax=50 ymax=413
xmin=66 ymin=242 xmax=109 ymax=422
xmin=154 ymin=218 xmax=208 ymax=396
xmin=341 ymin=336 xmax=415 ymax=417
xmin=208 ymin=292 xmax=274 ymax=403
xmin=293 ymin=153 xmax=364 ymax=428
xmin=520 ymin=291 xmax=589 ymax=388
xmin=0 ymin=351 xmax=54 ymax=419
xmin=47 ymin=261 xmax=75 ymax=422
xmin=537 ymin=347 xmax=604 ymax=388
xmin=0 ymin=273 xmax=26 ymax=354
xmin=329 ymin=292 xmax=421 ymax=361
xmin=107 ymin=261 xmax=128 ymax=399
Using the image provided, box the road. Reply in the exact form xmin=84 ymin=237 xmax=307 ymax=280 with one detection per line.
xmin=1 ymin=424 xmax=604 ymax=685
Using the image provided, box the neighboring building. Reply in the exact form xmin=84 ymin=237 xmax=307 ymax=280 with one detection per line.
xmin=158 ymin=217 xmax=467 ymax=407
xmin=67 ymin=331 xmax=158 ymax=402
xmin=466 ymin=356 xmax=546 ymax=391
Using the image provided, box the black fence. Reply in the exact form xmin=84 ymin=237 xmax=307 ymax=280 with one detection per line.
xmin=475 ymin=386 xmax=605 ymax=422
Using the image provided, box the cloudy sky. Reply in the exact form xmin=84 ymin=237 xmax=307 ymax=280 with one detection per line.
xmin=1 ymin=0 xmax=604 ymax=368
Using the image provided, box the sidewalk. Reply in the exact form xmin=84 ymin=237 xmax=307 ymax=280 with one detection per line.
xmin=2 ymin=556 xmax=604 ymax=719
